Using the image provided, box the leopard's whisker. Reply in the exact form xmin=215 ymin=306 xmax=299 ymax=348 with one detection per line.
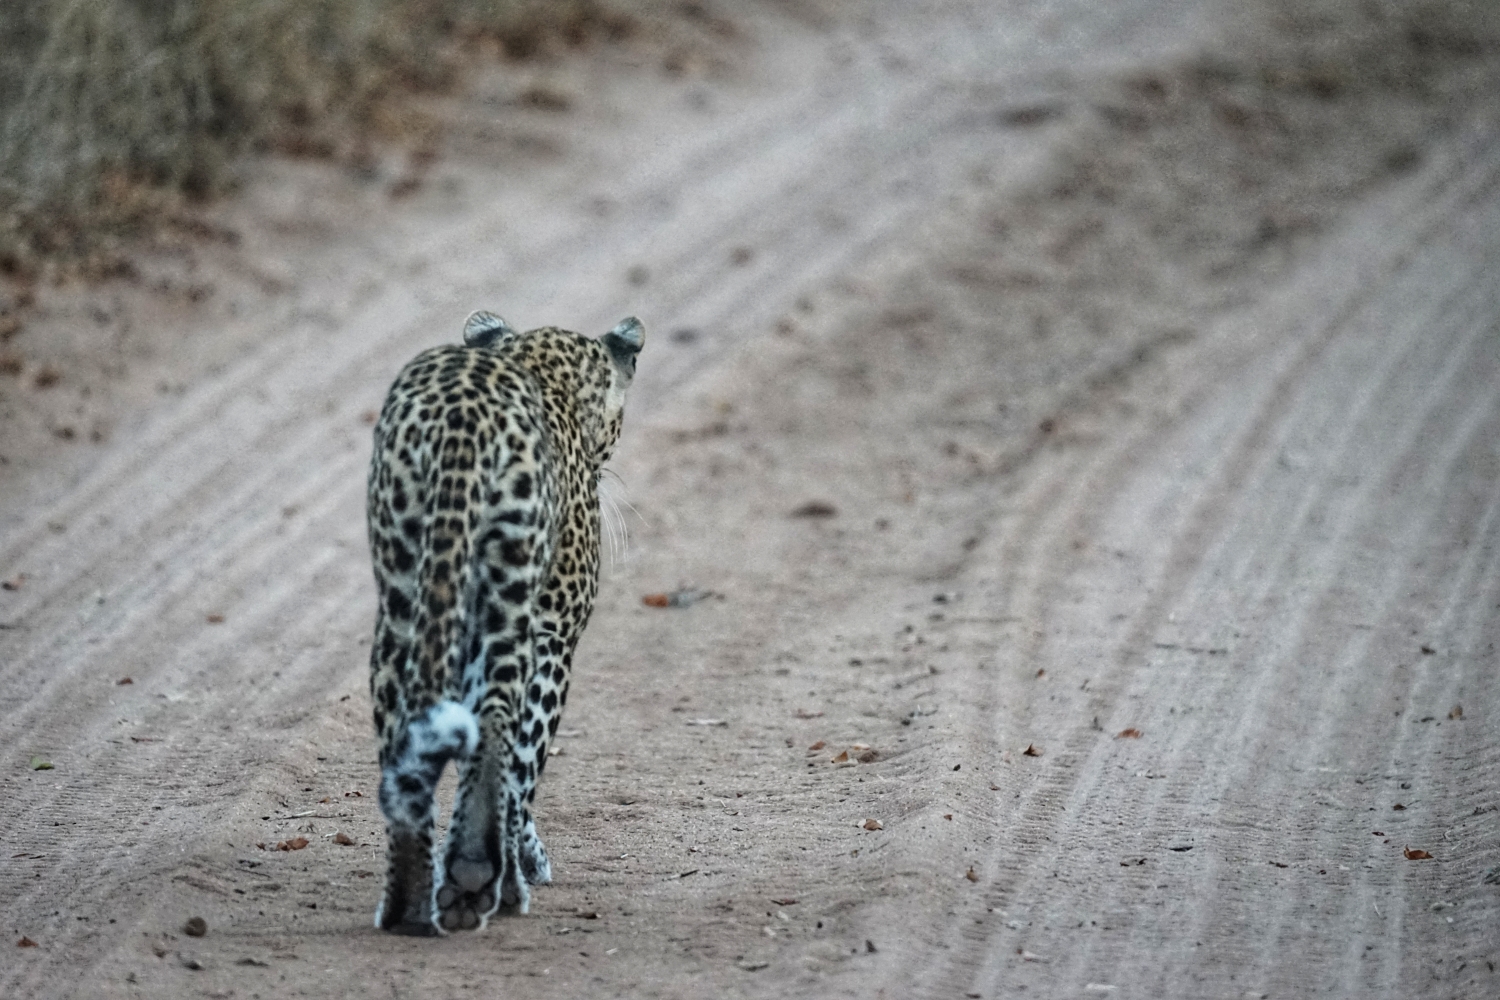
xmin=597 ymin=468 xmax=631 ymax=567
xmin=598 ymin=468 xmax=643 ymax=522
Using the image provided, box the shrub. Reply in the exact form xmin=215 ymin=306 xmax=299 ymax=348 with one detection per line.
xmin=0 ymin=0 xmax=635 ymax=275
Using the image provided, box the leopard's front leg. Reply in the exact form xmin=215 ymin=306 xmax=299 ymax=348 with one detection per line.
xmin=519 ymin=812 xmax=553 ymax=887
xmin=511 ymin=622 xmax=581 ymax=891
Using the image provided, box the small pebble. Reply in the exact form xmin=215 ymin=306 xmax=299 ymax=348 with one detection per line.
xmin=182 ymin=917 xmax=207 ymax=937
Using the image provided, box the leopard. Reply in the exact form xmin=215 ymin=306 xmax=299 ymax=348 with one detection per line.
xmin=364 ymin=309 xmax=643 ymax=935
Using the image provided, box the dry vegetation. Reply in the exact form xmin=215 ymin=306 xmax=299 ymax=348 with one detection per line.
xmin=0 ymin=0 xmax=648 ymax=277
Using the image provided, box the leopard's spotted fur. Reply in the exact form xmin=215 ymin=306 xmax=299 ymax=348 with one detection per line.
xmin=365 ymin=311 xmax=642 ymax=935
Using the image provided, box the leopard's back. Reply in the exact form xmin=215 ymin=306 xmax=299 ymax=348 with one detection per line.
xmin=366 ymin=342 xmax=556 ymax=744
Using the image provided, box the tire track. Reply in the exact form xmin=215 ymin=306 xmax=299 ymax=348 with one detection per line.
xmin=908 ymin=127 xmax=1500 ymax=999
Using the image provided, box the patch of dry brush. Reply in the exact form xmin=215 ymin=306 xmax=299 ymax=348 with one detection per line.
xmin=0 ymin=0 xmax=640 ymax=277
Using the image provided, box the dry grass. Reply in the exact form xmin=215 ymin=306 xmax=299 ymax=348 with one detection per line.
xmin=0 ymin=0 xmax=643 ymax=277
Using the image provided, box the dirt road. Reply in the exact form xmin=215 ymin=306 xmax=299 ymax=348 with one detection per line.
xmin=2 ymin=1 xmax=1498 ymax=997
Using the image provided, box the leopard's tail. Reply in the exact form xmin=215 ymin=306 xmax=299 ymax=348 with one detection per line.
xmin=378 ymin=452 xmax=485 ymax=836
xmin=378 ymin=700 xmax=479 ymax=833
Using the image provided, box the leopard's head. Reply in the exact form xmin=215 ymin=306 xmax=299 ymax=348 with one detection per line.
xmin=471 ymin=313 xmax=643 ymax=470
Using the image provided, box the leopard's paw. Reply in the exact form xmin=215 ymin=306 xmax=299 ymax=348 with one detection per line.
xmin=435 ymin=856 xmax=500 ymax=932
xmin=376 ymin=884 xmax=441 ymax=936
xmin=520 ymin=820 xmax=552 ymax=886
xmin=497 ymin=862 xmax=531 ymax=916
xmin=377 ymin=830 xmax=441 ymax=936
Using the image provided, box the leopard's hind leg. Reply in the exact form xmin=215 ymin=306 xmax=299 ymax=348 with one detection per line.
xmin=439 ymin=644 xmax=548 ymax=922
xmin=434 ymin=520 xmax=547 ymax=930
xmin=437 ymin=655 xmax=534 ymax=927
xmin=433 ymin=737 xmax=505 ymax=930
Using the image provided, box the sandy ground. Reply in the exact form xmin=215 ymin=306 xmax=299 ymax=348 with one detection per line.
xmin=2 ymin=1 xmax=1499 ymax=997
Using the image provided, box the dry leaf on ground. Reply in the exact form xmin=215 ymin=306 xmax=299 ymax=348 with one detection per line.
xmin=807 ymin=741 xmax=825 ymax=751
xmin=116 ymin=676 xmax=133 ymax=685
xmin=1448 ymin=704 xmax=1463 ymax=719
xmin=965 ymin=866 xmax=979 ymax=882
xmin=642 ymin=588 xmax=716 ymax=609
xmin=1117 ymin=728 xmax=1143 ymax=739
xmin=770 ymin=897 xmax=797 ymax=906
xmin=205 ymin=613 xmax=225 ymax=624
xmin=863 ymin=818 xmax=883 ymax=831
xmin=29 ymin=757 xmax=52 ymax=770
xmin=1404 ymin=847 xmax=1433 ymax=860
xmin=832 ymin=750 xmax=850 ymax=763
xmin=276 ymin=837 xmax=310 ymax=851
xmin=1023 ymin=743 xmax=1043 ymax=757
xmin=790 ymin=500 xmax=838 ymax=518
xmin=332 ymin=832 xmax=356 ymax=846
xmin=18 ymin=936 xmax=38 ymax=947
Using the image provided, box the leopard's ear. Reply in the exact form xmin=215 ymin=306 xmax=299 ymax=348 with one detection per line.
xmin=463 ymin=310 xmax=515 ymax=348
xmin=602 ymin=317 xmax=644 ymax=378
